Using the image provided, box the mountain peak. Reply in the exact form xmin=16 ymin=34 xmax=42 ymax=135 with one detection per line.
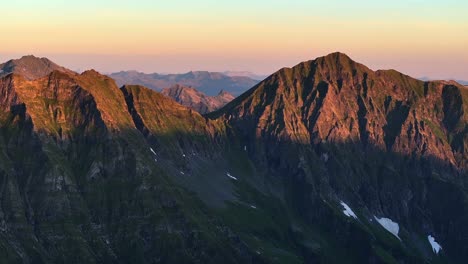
xmin=314 ymin=52 xmax=361 ymax=69
xmin=81 ymin=69 xmax=104 ymax=77
xmin=0 ymin=55 xmax=75 ymax=80
xmin=322 ymin=51 xmax=352 ymax=60
xmin=214 ymin=53 xmax=466 ymax=167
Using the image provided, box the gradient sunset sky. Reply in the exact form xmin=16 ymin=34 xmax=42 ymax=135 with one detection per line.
xmin=1 ymin=0 xmax=467 ymax=79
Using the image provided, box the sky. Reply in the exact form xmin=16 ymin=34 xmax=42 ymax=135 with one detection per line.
xmin=1 ymin=0 xmax=467 ymax=79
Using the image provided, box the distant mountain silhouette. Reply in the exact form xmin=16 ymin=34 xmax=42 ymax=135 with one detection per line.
xmin=110 ymin=70 xmax=259 ymax=96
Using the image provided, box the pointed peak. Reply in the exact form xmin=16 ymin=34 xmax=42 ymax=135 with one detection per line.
xmin=80 ymin=69 xmax=110 ymax=80
xmin=81 ymin=69 xmax=101 ymax=75
xmin=324 ymin=51 xmax=352 ymax=58
xmin=19 ymin=54 xmax=43 ymax=60
xmin=317 ymin=52 xmax=355 ymax=64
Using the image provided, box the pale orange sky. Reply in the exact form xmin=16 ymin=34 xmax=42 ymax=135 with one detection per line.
xmin=1 ymin=0 xmax=467 ymax=79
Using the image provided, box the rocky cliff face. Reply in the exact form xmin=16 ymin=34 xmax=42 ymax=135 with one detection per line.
xmin=211 ymin=52 xmax=468 ymax=263
xmin=0 ymin=54 xmax=466 ymax=264
xmin=215 ymin=52 xmax=466 ymax=168
xmin=162 ymin=84 xmax=235 ymax=113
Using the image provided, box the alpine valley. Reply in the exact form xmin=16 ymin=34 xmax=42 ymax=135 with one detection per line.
xmin=0 ymin=53 xmax=466 ymax=264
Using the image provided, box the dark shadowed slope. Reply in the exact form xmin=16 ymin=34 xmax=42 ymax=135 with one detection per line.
xmin=0 ymin=70 xmax=258 ymax=264
xmin=210 ymin=52 xmax=468 ymax=263
xmin=0 ymin=53 xmax=467 ymax=264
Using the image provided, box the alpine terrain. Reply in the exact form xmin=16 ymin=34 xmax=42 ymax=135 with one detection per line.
xmin=0 ymin=53 xmax=466 ymax=264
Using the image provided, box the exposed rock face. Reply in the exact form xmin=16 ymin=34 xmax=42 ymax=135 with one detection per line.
xmin=0 ymin=53 xmax=466 ymax=263
xmin=0 ymin=55 xmax=76 ymax=80
xmin=0 ymin=71 xmax=255 ymax=264
xmin=110 ymin=70 xmax=259 ymax=96
xmin=211 ymin=52 xmax=468 ymax=263
xmin=162 ymin=84 xmax=235 ymax=113
xmin=215 ymin=52 xmax=466 ymax=168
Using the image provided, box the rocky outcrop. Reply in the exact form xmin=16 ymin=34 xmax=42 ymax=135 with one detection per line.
xmin=0 ymin=53 xmax=466 ymax=263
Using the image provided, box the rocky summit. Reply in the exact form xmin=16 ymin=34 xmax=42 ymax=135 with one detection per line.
xmin=0 ymin=53 xmax=466 ymax=264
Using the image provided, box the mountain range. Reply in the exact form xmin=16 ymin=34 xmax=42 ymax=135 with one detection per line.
xmin=0 ymin=53 xmax=466 ymax=264
xmin=161 ymin=84 xmax=235 ymax=114
xmin=110 ymin=70 xmax=260 ymax=96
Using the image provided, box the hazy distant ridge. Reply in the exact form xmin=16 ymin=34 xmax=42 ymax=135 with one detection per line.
xmin=110 ymin=70 xmax=260 ymax=96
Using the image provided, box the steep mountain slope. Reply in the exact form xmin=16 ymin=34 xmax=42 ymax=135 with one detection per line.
xmin=161 ymin=84 xmax=235 ymax=113
xmin=214 ymin=52 xmax=466 ymax=168
xmin=0 ymin=71 xmax=257 ymax=264
xmin=0 ymin=53 xmax=466 ymax=264
xmin=0 ymin=55 xmax=75 ymax=80
xmin=110 ymin=70 xmax=259 ymax=96
xmin=210 ymin=52 xmax=468 ymax=263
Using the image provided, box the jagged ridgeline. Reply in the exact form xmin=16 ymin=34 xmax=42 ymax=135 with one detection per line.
xmin=0 ymin=54 xmax=466 ymax=264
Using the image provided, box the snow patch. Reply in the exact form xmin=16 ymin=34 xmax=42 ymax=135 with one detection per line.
xmin=149 ymin=148 xmax=156 ymax=155
xmin=321 ymin=153 xmax=329 ymax=162
xmin=374 ymin=216 xmax=400 ymax=239
xmin=180 ymin=171 xmax=185 ymax=175
xmin=340 ymin=201 xmax=357 ymax=219
xmin=182 ymin=153 xmax=186 ymax=157
xmin=427 ymin=235 xmax=442 ymax=254
xmin=244 ymin=145 xmax=247 ymax=151
xmin=226 ymin=172 xmax=238 ymax=180
xmin=250 ymin=205 xmax=257 ymax=209
xmin=154 ymin=158 xmax=158 ymax=162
